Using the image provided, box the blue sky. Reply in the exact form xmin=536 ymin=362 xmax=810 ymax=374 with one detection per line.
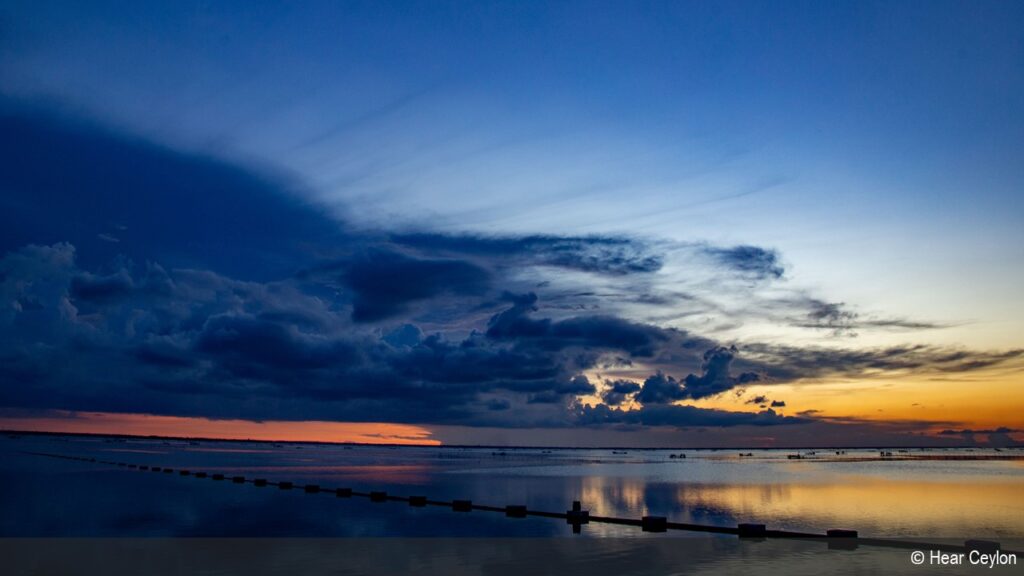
xmin=1 ymin=1 xmax=1022 ymax=445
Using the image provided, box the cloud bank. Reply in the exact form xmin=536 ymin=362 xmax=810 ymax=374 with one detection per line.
xmin=1 ymin=102 xmax=1020 ymax=436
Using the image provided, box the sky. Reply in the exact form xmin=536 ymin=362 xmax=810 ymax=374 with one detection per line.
xmin=0 ymin=1 xmax=1022 ymax=447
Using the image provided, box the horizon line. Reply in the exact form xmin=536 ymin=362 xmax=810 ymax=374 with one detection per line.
xmin=4 ymin=428 xmax=1020 ymax=451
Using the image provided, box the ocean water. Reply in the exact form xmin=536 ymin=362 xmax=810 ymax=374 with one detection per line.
xmin=2 ymin=435 xmax=1022 ymax=539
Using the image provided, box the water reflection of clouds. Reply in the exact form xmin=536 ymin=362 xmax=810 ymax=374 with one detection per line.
xmin=531 ymin=468 xmax=1024 ymax=538
xmin=5 ymin=438 xmax=1023 ymax=538
xmin=211 ymin=464 xmax=435 ymax=485
xmin=576 ymin=475 xmax=1024 ymax=537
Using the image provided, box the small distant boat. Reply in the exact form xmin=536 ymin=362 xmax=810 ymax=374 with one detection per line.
xmin=787 ymin=454 xmax=803 ymax=460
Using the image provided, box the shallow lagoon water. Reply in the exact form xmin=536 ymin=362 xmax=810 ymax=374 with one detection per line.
xmin=2 ymin=435 xmax=1022 ymax=539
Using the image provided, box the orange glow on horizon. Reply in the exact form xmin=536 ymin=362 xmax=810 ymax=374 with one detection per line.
xmin=0 ymin=411 xmax=441 ymax=445
xmin=695 ymin=374 xmax=1024 ymax=431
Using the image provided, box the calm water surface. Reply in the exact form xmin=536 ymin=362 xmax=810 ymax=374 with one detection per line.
xmin=2 ymin=435 xmax=1022 ymax=539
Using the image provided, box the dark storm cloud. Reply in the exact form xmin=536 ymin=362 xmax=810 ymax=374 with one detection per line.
xmin=0 ymin=242 xmax=630 ymax=425
xmin=343 ymin=249 xmax=490 ymax=322
xmin=634 ymin=372 xmax=685 ymax=404
xmin=575 ymin=403 xmax=805 ymax=428
xmin=0 ymin=240 xmax=776 ymax=428
xmin=561 ymin=375 xmax=596 ymax=395
xmin=132 ymin=344 xmax=195 ymax=368
xmin=938 ymin=427 xmax=1020 ymax=436
xmin=2 ymin=104 xmax=1021 ymax=432
xmin=486 ymin=398 xmax=511 ymax=411
xmin=739 ymin=394 xmax=783 ymax=408
xmin=2 ymin=234 xmax=1018 ymax=428
xmin=69 ymin=270 xmax=134 ymax=302
xmin=388 ymin=333 xmax=563 ymax=386
xmin=938 ymin=427 xmax=1022 ymax=447
xmin=632 ymin=347 xmax=760 ymax=404
xmin=522 ymin=375 xmax=596 ymax=405
xmin=195 ymin=314 xmax=358 ymax=372
xmin=601 ymin=380 xmax=642 ymax=406
xmin=485 ymin=292 xmax=670 ymax=356
xmin=700 ymin=245 xmax=784 ymax=280
xmin=678 ymin=346 xmax=761 ymax=399
xmin=382 ymin=323 xmax=424 ymax=348
xmin=0 ymin=101 xmax=344 ymax=279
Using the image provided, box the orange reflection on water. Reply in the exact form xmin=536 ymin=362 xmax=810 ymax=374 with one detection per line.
xmin=580 ymin=480 xmax=651 ymax=517
xmin=673 ymin=478 xmax=1023 ymax=536
xmin=0 ymin=410 xmax=440 ymax=445
xmin=578 ymin=475 xmax=1024 ymax=537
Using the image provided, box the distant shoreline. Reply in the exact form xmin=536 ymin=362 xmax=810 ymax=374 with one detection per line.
xmin=3 ymin=428 xmax=1020 ymax=451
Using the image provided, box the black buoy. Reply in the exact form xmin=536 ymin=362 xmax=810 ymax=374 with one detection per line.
xmin=566 ymin=503 xmax=588 ymax=533
xmin=642 ymin=516 xmax=667 ymax=533
xmin=566 ymin=501 xmax=590 ymax=525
